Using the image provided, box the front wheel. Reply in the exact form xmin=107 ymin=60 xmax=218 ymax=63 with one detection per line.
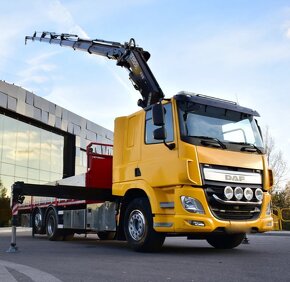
xmin=124 ymin=197 xmax=165 ymax=252
xmin=206 ymin=233 xmax=245 ymax=249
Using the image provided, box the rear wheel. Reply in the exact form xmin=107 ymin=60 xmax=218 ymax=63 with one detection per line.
xmin=206 ymin=233 xmax=245 ymax=249
xmin=32 ymin=208 xmax=45 ymax=235
xmin=46 ymin=209 xmax=63 ymax=241
xmin=124 ymin=197 xmax=165 ymax=252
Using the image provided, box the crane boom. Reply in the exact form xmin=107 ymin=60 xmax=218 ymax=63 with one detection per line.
xmin=25 ymin=32 xmax=164 ymax=108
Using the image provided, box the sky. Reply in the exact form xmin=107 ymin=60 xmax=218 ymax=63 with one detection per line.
xmin=0 ymin=0 xmax=289 ymax=185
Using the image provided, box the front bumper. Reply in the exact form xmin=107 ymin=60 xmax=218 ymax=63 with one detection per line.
xmin=153 ymin=186 xmax=273 ymax=233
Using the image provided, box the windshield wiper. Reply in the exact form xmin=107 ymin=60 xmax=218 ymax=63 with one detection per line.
xmin=228 ymin=142 xmax=262 ymax=154
xmin=241 ymin=144 xmax=262 ymax=154
xmin=190 ymin=136 xmax=227 ymax=149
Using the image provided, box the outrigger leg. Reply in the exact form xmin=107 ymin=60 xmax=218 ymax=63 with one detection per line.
xmin=6 ymin=185 xmax=25 ymax=253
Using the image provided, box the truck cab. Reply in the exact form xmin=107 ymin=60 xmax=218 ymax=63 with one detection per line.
xmin=113 ymin=92 xmax=273 ymax=250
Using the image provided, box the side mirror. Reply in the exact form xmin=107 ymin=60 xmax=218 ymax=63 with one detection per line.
xmin=153 ymin=127 xmax=167 ymax=140
xmin=152 ymin=103 xmax=165 ymax=126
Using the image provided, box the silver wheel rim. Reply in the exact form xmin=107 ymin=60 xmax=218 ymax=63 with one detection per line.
xmin=128 ymin=209 xmax=146 ymax=241
xmin=47 ymin=216 xmax=55 ymax=236
xmin=34 ymin=212 xmax=42 ymax=229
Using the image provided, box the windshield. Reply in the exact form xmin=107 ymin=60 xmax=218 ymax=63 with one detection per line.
xmin=177 ymin=100 xmax=264 ymax=151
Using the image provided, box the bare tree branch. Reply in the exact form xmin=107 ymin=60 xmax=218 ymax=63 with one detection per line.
xmin=263 ymin=126 xmax=288 ymax=192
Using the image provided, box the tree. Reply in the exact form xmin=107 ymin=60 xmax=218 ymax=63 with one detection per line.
xmin=0 ymin=186 xmax=8 ymax=198
xmin=271 ymin=189 xmax=290 ymax=209
xmin=0 ymin=181 xmax=11 ymax=227
xmin=272 ymin=182 xmax=290 ymax=230
xmin=263 ymin=126 xmax=288 ymax=192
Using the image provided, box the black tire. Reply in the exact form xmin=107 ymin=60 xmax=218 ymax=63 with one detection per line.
xmin=32 ymin=208 xmax=45 ymax=235
xmin=45 ymin=209 xmax=63 ymax=241
xmin=124 ymin=197 xmax=165 ymax=252
xmin=97 ymin=231 xmax=116 ymax=240
xmin=206 ymin=233 xmax=245 ymax=249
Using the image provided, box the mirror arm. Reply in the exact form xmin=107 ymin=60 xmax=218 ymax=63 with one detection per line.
xmin=255 ymin=119 xmax=263 ymax=141
xmin=163 ymin=141 xmax=175 ymax=150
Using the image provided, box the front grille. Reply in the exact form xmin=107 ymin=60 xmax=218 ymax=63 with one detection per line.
xmin=205 ymin=185 xmax=262 ymax=221
xmin=212 ymin=207 xmax=260 ymax=220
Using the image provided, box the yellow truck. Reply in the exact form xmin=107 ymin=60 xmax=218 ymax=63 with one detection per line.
xmin=12 ymin=32 xmax=273 ymax=252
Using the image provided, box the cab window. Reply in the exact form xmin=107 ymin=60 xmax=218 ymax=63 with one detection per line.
xmin=145 ymin=103 xmax=174 ymax=144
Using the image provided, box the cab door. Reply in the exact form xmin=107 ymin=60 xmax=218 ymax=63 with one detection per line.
xmin=139 ymin=103 xmax=180 ymax=187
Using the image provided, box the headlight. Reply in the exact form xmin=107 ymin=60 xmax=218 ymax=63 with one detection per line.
xmin=244 ymin=187 xmax=253 ymax=201
xmin=255 ymin=188 xmax=263 ymax=201
xmin=180 ymin=196 xmax=205 ymax=214
xmin=234 ymin=187 xmax=243 ymax=200
xmin=224 ymin=186 xmax=233 ymax=200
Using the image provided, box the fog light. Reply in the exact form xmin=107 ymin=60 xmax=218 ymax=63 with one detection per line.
xmin=187 ymin=220 xmax=205 ymax=227
xmin=224 ymin=186 xmax=233 ymax=200
xmin=181 ymin=196 xmax=205 ymax=214
xmin=234 ymin=187 xmax=243 ymax=200
xmin=255 ymin=188 xmax=263 ymax=201
xmin=244 ymin=187 xmax=253 ymax=201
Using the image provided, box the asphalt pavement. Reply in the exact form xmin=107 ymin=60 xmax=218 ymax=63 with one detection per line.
xmin=0 ymin=228 xmax=289 ymax=282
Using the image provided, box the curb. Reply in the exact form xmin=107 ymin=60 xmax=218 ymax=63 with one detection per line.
xmin=0 ymin=227 xmax=32 ymax=234
xmin=253 ymin=231 xmax=290 ymax=237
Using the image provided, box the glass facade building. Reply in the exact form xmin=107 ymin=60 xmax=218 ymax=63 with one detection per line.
xmin=0 ymin=81 xmax=113 ymax=196
xmin=0 ymin=114 xmax=64 ymax=190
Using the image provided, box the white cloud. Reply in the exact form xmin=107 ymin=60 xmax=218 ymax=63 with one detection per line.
xmin=28 ymin=51 xmax=61 ymax=66
xmin=193 ymin=29 xmax=290 ymax=67
xmin=16 ymin=51 xmax=59 ymax=87
xmin=47 ymin=0 xmax=89 ymax=38
xmin=0 ymin=0 xmax=92 ymax=94
xmin=44 ymin=82 xmax=137 ymax=130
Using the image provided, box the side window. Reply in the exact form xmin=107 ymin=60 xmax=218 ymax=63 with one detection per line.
xmin=145 ymin=103 xmax=174 ymax=144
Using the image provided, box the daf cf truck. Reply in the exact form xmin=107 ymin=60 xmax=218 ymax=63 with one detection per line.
xmin=12 ymin=32 xmax=273 ymax=252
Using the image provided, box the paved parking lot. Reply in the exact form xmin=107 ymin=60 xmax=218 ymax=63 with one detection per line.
xmin=0 ymin=228 xmax=289 ymax=282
